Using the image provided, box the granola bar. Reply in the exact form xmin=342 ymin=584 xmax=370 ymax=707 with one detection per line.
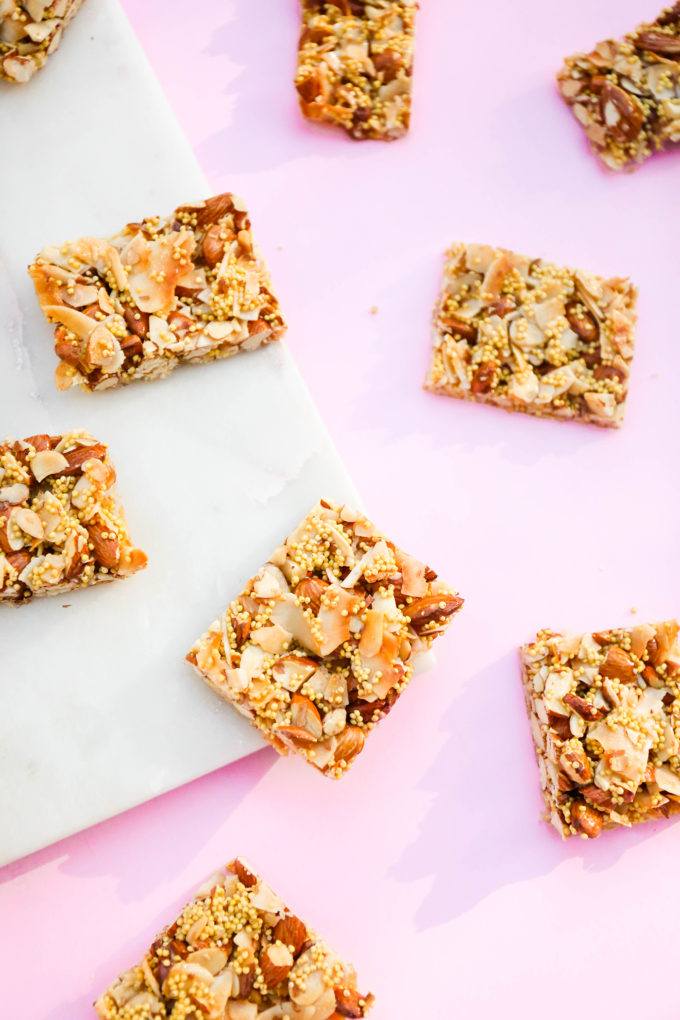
xmin=424 ymin=242 xmax=637 ymax=428
xmin=521 ymin=621 xmax=680 ymax=839
xmin=0 ymin=430 xmax=146 ymax=604
xmin=557 ymin=2 xmax=680 ymax=170
xmin=187 ymin=499 xmax=462 ymax=778
xmin=0 ymin=0 xmax=84 ymax=83
xmin=28 ymin=193 xmax=286 ymax=393
xmin=95 ymin=857 xmax=374 ymax=1020
xmin=296 ymin=0 xmax=416 ymax=140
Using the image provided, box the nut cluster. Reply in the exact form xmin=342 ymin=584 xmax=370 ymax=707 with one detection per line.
xmin=94 ymin=858 xmax=374 ymax=1020
xmin=521 ymin=621 xmax=680 ymax=838
xmin=28 ymin=193 xmax=287 ymax=393
xmin=558 ymin=2 xmax=680 ymax=170
xmin=0 ymin=0 xmax=84 ymax=83
xmin=425 ymin=242 xmax=637 ymax=428
xmin=0 ymin=430 xmax=147 ymax=604
xmin=296 ymin=0 xmax=416 ymax=140
xmin=187 ymin=499 xmax=463 ymax=778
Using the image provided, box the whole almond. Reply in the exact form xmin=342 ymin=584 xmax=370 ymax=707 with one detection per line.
xmin=24 ymin=434 xmax=53 ymax=452
xmin=471 ymin=362 xmax=496 ymax=395
xmin=404 ymin=593 xmax=463 ymax=632
xmin=295 ymin=576 xmax=328 ymax=615
xmin=260 ymin=943 xmax=294 ymax=989
xmin=332 ymin=725 xmax=365 ymax=765
xmin=123 ymin=307 xmax=150 ymax=339
xmin=372 ymin=46 xmax=401 ymax=82
xmin=232 ymin=858 xmax=257 ymax=888
xmin=55 ymin=337 xmax=83 ymax=367
xmin=6 ymin=550 xmax=31 ymax=574
xmin=559 ymin=743 xmax=592 ymax=785
xmin=57 ymin=443 xmax=107 ymax=477
xmin=238 ymin=965 xmax=256 ymax=998
xmin=570 ymin=801 xmax=602 ymax=838
xmin=273 ymin=915 xmax=307 ymax=957
xmin=565 ymin=301 xmax=599 ymax=343
xmin=600 ymin=645 xmax=636 ymax=683
xmin=334 ymin=987 xmax=365 ymax=1018
xmin=599 ymin=81 xmax=643 ymax=143
xmin=439 ymin=314 xmax=477 ymax=343
xmin=86 ymin=521 xmax=120 ymax=569
xmin=562 ymin=692 xmax=603 ymax=721
xmin=635 ymin=30 xmax=680 ymax=56
xmin=195 ymin=192 xmax=235 ymax=227
xmin=202 ymin=224 xmax=228 ymax=268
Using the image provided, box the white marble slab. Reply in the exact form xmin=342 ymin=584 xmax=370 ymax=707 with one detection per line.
xmin=0 ymin=0 xmax=360 ymax=866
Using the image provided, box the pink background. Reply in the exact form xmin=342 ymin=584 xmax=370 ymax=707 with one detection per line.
xmin=3 ymin=1 xmax=680 ymax=1017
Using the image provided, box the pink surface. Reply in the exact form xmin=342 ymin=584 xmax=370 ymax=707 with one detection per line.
xmin=3 ymin=1 xmax=680 ymax=1017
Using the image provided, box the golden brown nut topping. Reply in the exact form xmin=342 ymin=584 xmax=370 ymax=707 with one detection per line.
xmin=0 ymin=430 xmax=146 ymax=604
xmin=296 ymin=0 xmax=416 ymax=140
xmin=521 ymin=621 xmax=680 ymax=838
xmin=94 ymin=858 xmax=374 ymax=1020
xmin=0 ymin=0 xmax=85 ymax=83
xmin=187 ymin=499 xmax=463 ymax=778
xmin=425 ymin=242 xmax=637 ymax=428
xmin=28 ymin=193 xmax=286 ymax=393
xmin=557 ymin=2 xmax=680 ymax=170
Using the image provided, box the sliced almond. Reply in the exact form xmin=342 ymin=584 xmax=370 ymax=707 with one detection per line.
xmin=272 ymin=655 xmax=317 ymax=692
xmin=187 ymin=947 xmax=228 ymax=976
xmin=290 ymin=694 xmax=323 ymax=740
xmin=31 ymin=449 xmax=69 ymax=482
xmin=275 ymin=724 xmax=320 ymax=745
xmin=0 ymin=483 xmax=29 ymax=504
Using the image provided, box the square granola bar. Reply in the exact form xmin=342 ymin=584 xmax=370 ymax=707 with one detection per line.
xmin=521 ymin=621 xmax=680 ymax=839
xmin=187 ymin=499 xmax=462 ymax=778
xmin=296 ymin=0 xmax=416 ymax=140
xmin=557 ymin=2 xmax=680 ymax=170
xmin=424 ymin=242 xmax=637 ymax=428
xmin=94 ymin=857 xmax=374 ymax=1020
xmin=0 ymin=430 xmax=146 ymax=604
xmin=1 ymin=0 xmax=84 ymax=83
xmin=28 ymin=193 xmax=286 ymax=393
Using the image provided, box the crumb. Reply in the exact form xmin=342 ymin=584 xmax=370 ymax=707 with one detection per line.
xmin=630 ymin=606 xmax=637 ymax=614
xmin=370 ymin=306 xmax=378 ymax=315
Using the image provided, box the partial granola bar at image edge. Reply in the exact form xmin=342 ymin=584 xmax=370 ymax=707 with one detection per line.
xmin=424 ymin=242 xmax=637 ymax=428
xmin=187 ymin=499 xmax=463 ymax=778
xmin=28 ymin=193 xmax=286 ymax=393
xmin=557 ymin=2 xmax=680 ymax=170
xmin=296 ymin=1 xmax=416 ymax=140
xmin=521 ymin=621 xmax=680 ymax=839
xmin=1 ymin=0 xmax=85 ymax=83
xmin=94 ymin=857 xmax=374 ymax=1020
xmin=0 ymin=431 xmax=147 ymax=604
